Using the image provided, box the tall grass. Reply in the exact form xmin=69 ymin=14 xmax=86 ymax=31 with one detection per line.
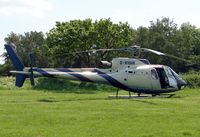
xmin=0 ymin=77 xmax=16 ymax=89
xmin=0 ymin=77 xmax=116 ymax=93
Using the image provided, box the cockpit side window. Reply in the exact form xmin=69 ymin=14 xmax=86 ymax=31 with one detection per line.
xmin=169 ymin=67 xmax=182 ymax=80
xmin=165 ymin=68 xmax=173 ymax=77
xmin=151 ymin=69 xmax=158 ymax=79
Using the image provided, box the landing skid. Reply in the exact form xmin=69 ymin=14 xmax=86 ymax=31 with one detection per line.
xmin=109 ymin=89 xmax=176 ymax=99
xmin=116 ymin=88 xmax=132 ymax=98
xmin=151 ymin=93 xmax=176 ymax=98
xmin=108 ymin=94 xmax=150 ymax=99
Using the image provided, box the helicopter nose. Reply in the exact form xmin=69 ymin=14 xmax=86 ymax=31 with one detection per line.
xmin=177 ymin=79 xmax=187 ymax=90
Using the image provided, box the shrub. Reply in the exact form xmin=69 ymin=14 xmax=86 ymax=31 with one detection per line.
xmin=182 ymin=71 xmax=200 ymax=88
xmin=34 ymin=77 xmax=116 ymax=93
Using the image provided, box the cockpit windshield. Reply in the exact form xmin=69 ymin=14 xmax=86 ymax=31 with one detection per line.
xmin=167 ymin=66 xmax=187 ymax=89
xmin=168 ymin=67 xmax=182 ymax=81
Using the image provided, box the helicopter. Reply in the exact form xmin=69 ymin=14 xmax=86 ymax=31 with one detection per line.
xmin=5 ymin=44 xmax=187 ymax=97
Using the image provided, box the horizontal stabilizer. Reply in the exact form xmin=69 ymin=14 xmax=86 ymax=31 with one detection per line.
xmin=10 ymin=70 xmax=30 ymax=75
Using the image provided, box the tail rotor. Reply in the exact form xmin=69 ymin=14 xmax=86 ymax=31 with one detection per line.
xmin=29 ymin=53 xmax=35 ymax=87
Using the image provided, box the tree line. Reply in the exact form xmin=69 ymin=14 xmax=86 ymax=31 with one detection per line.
xmin=0 ymin=17 xmax=199 ymax=75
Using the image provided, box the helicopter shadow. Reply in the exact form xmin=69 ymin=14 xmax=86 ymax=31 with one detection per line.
xmin=37 ymin=96 xmax=108 ymax=103
xmin=37 ymin=93 xmax=184 ymax=104
xmin=130 ymin=99 xmax=158 ymax=105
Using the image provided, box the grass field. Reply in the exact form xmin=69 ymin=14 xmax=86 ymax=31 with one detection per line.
xmin=0 ymin=78 xmax=200 ymax=137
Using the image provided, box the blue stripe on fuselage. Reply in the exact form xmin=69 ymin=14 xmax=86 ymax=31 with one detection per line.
xmin=93 ymin=69 xmax=132 ymax=91
xmin=93 ymin=69 xmax=178 ymax=94
xmin=56 ymin=68 xmax=93 ymax=82
xmin=57 ymin=68 xmax=131 ymax=90
xmin=35 ymin=68 xmax=55 ymax=78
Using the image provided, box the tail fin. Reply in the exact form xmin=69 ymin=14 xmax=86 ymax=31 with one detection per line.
xmin=5 ymin=44 xmax=26 ymax=87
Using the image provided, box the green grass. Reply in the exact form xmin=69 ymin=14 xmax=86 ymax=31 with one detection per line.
xmin=0 ymin=77 xmax=200 ymax=137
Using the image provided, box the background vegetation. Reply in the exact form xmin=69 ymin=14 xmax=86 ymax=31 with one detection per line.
xmin=182 ymin=71 xmax=200 ymax=88
xmin=0 ymin=17 xmax=199 ymax=76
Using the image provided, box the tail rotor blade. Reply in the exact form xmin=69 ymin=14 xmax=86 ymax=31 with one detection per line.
xmin=29 ymin=53 xmax=35 ymax=87
xmin=30 ymin=70 xmax=35 ymax=86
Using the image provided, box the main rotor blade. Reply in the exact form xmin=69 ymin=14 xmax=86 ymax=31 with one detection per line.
xmin=141 ymin=48 xmax=191 ymax=63
xmin=54 ymin=44 xmax=193 ymax=65
xmin=163 ymin=54 xmax=192 ymax=63
xmin=141 ymin=48 xmax=165 ymax=55
xmin=72 ymin=46 xmax=140 ymax=54
xmin=54 ymin=45 xmax=141 ymax=57
xmin=73 ymin=48 xmax=116 ymax=54
xmin=66 ymin=48 xmax=127 ymax=55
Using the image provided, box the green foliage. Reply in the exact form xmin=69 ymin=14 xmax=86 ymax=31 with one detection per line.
xmin=47 ymin=18 xmax=135 ymax=67
xmin=135 ymin=18 xmax=182 ymax=70
xmin=182 ymin=71 xmax=200 ymax=88
xmin=34 ymin=77 xmax=116 ymax=93
xmin=0 ymin=63 xmax=12 ymax=76
xmin=175 ymin=23 xmax=200 ymax=71
xmin=4 ymin=31 xmax=50 ymax=67
xmin=133 ymin=17 xmax=200 ymax=72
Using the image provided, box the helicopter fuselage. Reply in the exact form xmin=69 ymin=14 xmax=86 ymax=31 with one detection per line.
xmin=14 ymin=58 xmax=187 ymax=94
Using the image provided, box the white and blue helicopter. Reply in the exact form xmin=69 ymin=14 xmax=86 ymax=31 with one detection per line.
xmin=5 ymin=44 xmax=187 ymax=97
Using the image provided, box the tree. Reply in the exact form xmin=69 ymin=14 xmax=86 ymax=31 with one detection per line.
xmin=148 ymin=17 xmax=178 ymax=55
xmin=1 ymin=32 xmax=21 ymax=74
xmin=93 ymin=19 xmax=136 ymax=61
xmin=47 ymin=18 xmax=136 ymax=67
xmin=175 ymin=23 xmax=200 ymax=71
xmin=134 ymin=18 xmax=199 ymax=72
xmin=47 ymin=19 xmax=95 ymax=67
xmin=134 ymin=26 xmax=150 ymax=48
xmin=134 ymin=17 xmax=181 ymax=70
xmin=4 ymin=31 xmax=50 ymax=68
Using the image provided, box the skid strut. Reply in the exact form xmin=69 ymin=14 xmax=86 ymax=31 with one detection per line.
xmin=116 ymin=88 xmax=119 ymax=98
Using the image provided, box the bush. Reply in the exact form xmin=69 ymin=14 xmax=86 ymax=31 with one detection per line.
xmin=0 ymin=64 xmax=12 ymax=76
xmin=182 ymin=71 xmax=200 ymax=88
xmin=34 ymin=77 xmax=116 ymax=93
